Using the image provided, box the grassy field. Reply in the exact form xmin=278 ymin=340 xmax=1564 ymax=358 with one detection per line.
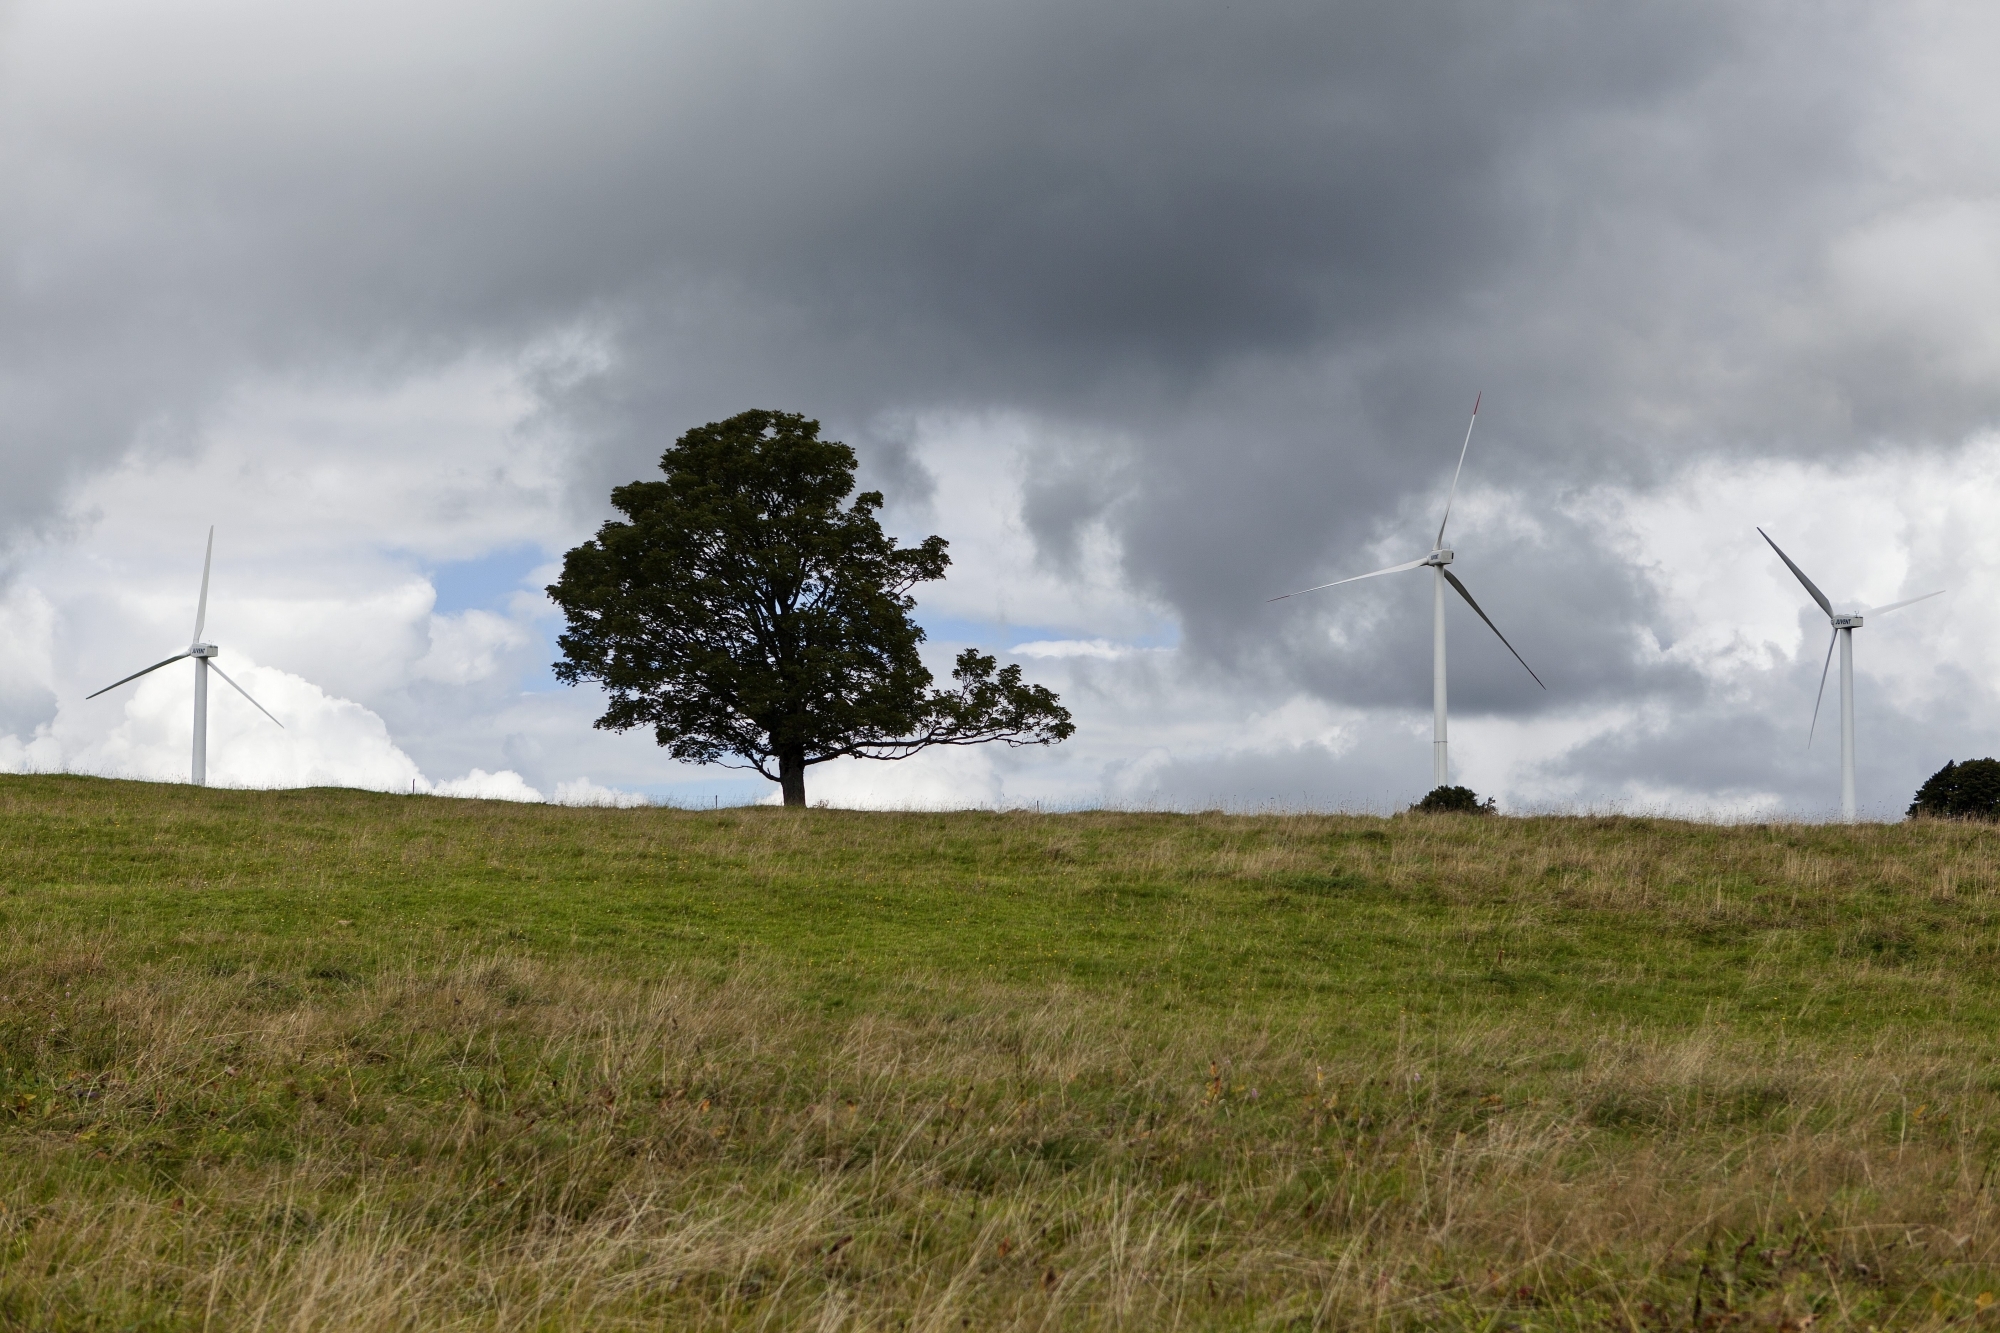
xmin=5 ymin=776 xmax=2000 ymax=1329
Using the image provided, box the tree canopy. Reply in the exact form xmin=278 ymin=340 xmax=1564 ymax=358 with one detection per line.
xmin=548 ymin=410 xmax=1073 ymax=805
xmin=1908 ymin=758 xmax=2000 ymax=820
xmin=1412 ymin=784 xmax=1496 ymax=815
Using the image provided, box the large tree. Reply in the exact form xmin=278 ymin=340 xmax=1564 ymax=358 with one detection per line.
xmin=1908 ymin=758 xmax=2000 ymax=820
xmin=549 ymin=410 xmax=1073 ymax=806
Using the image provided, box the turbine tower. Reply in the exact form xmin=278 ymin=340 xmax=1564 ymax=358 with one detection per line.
xmin=87 ymin=527 xmax=283 ymax=785
xmin=1758 ymin=528 xmax=1942 ymax=823
xmin=1271 ymin=395 xmax=1544 ymax=787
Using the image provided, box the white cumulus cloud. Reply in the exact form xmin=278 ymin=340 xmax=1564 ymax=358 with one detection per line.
xmin=432 ymin=768 xmax=544 ymax=802
xmin=552 ymin=776 xmax=650 ymax=807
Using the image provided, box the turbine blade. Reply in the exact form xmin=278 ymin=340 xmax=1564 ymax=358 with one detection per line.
xmin=85 ymin=653 xmax=191 ymax=700
xmin=208 ymin=661 xmax=284 ymax=729
xmin=1807 ymin=627 xmax=1837 ymax=748
xmin=1863 ymin=590 xmax=1944 ymax=617
xmin=192 ymin=526 xmax=214 ymax=643
xmin=1757 ymin=527 xmax=1833 ymax=617
xmin=1434 ymin=392 xmax=1480 ymax=550
xmin=1268 ymin=556 xmax=1429 ymax=602
xmin=1440 ymin=568 xmax=1545 ymax=689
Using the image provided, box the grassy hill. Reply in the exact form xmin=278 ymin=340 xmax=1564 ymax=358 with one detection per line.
xmin=4 ymin=775 xmax=2000 ymax=1329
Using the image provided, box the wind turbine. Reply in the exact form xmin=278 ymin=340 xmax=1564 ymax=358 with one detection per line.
xmin=1757 ymin=528 xmax=1942 ymax=823
xmin=1270 ymin=395 xmax=1544 ymax=787
xmin=87 ymin=527 xmax=283 ymax=785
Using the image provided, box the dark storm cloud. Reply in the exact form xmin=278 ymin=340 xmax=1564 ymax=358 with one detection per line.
xmin=559 ymin=0 xmax=1890 ymax=433
xmin=3 ymin=3 xmax=1883 ymax=418
xmin=0 ymin=0 xmax=1974 ymax=786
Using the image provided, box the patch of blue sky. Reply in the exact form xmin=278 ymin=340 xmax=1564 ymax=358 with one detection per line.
xmin=426 ymin=542 xmax=547 ymax=614
xmin=415 ymin=542 xmax=564 ymax=691
xmin=514 ymin=642 xmax=564 ymax=691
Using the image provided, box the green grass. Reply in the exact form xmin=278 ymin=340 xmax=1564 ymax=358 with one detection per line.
xmin=4 ymin=773 xmax=2000 ymax=1328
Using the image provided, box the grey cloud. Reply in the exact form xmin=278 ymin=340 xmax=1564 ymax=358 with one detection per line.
xmin=854 ymin=428 xmax=938 ymax=516
xmin=0 ymin=0 xmax=1986 ymax=803
xmin=1536 ymin=637 xmax=2000 ymax=819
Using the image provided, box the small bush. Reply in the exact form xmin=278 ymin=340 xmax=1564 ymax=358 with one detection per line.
xmin=1413 ymin=784 xmax=1496 ymax=815
xmin=1908 ymin=759 xmax=2000 ymax=820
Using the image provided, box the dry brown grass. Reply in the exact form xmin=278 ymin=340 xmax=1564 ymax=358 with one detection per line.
xmin=6 ymin=924 xmax=2000 ymax=1330
xmin=6 ymin=780 xmax=2000 ymax=1327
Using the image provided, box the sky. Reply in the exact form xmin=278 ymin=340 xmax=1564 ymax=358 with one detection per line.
xmin=1 ymin=0 xmax=1997 ymax=817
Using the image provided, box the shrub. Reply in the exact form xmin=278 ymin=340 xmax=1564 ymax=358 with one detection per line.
xmin=1908 ymin=759 xmax=2000 ymax=820
xmin=1413 ymin=784 xmax=1497 ymax=815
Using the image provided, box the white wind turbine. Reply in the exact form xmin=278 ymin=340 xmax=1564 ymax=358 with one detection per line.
xmin=1757 ymin=527 xmax=1942 ymax=823
xmin=87 ymin=527 xmax=283 ymax=785
xmin=1271 ymin=395 xmax=1544 ymax=787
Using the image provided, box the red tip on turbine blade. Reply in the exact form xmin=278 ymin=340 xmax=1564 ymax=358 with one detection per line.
xmin=1472 ymin=391 xmax=1481 ymax=416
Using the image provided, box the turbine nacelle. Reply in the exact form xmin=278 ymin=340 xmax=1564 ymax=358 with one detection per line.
xmin=1423 ymin=549 xmax=1455 ymax=567
xmin=1830 ymin=615 xmax=1863 ymax=630
xmin=190 ymin=642 xmax=218 ymax=658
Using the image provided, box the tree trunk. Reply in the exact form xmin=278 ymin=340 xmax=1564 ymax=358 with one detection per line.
xmin=778 ymin=748 xmax=807 ymax=807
